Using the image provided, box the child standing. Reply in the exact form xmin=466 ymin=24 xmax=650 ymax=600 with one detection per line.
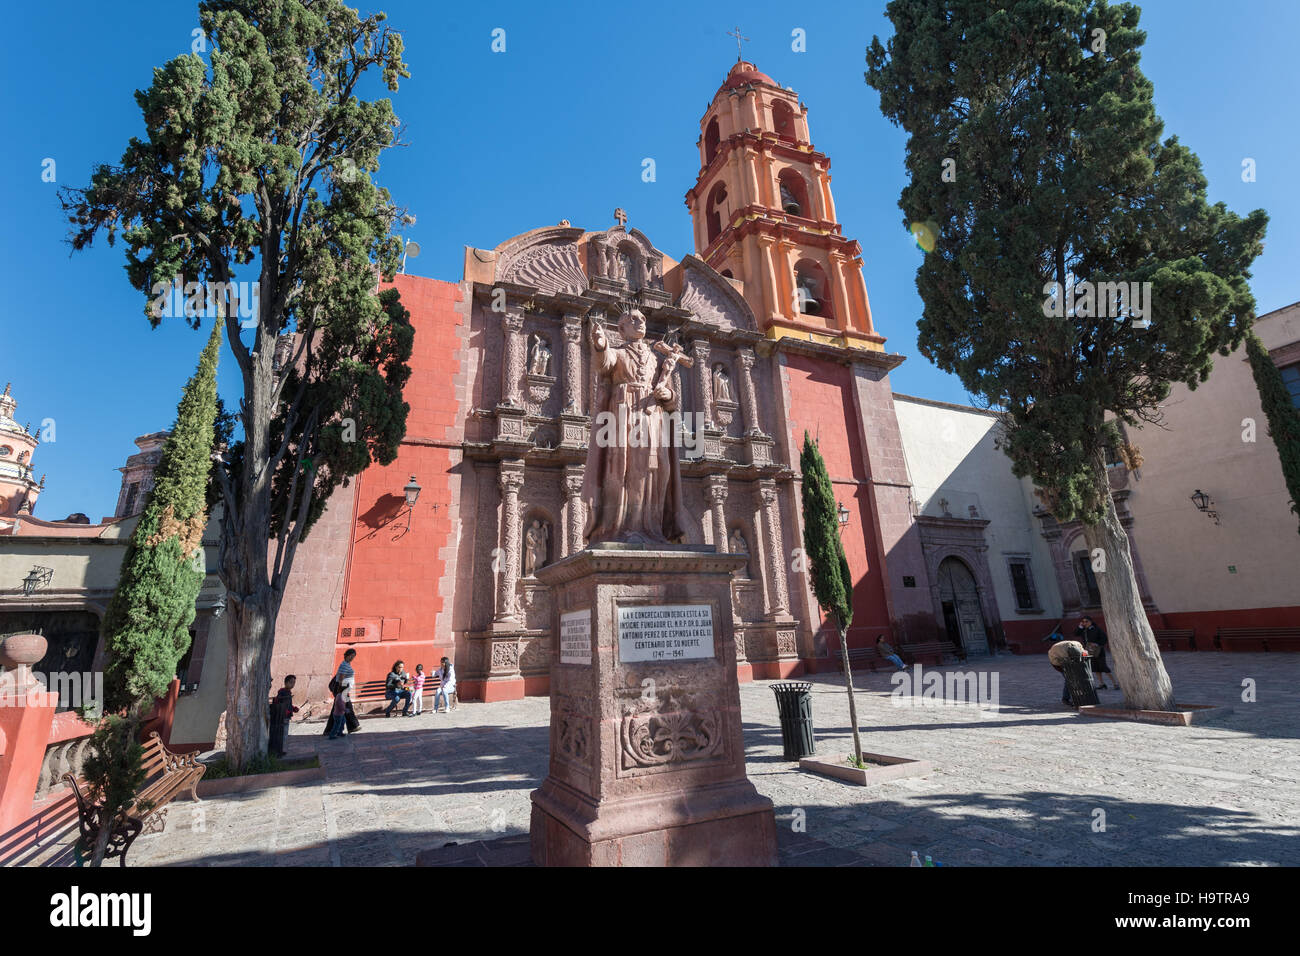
xmin=411 ymin=664 xmax=426 ymax=715
xmin=327 ymin=684 xmax=348 ymax=739
xmin=269 ymin=675 xmax=300 ymax=757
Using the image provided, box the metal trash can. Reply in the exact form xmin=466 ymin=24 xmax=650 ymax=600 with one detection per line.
xmin=1062 ymin=657 xmax=1099 ymax=707
xmin=771 ymin=681 xmax=816 ymax=760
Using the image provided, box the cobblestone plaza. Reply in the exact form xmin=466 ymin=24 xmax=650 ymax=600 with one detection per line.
xmin=116 ymin=653 xmax=1299 ymax=867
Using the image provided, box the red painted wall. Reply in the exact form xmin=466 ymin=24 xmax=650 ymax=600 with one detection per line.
xmin=337 ymin=275 xmax=466 ymax=689
xmin=781 ymin=354 xmax=892 ymax=649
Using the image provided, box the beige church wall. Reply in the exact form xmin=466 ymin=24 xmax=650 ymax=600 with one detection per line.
xmin=1121 ymin=305 xmax=1300 ymax=621
xmin=893 ymin=395 xmax=1064 ymax=635
xmin=169 ymin=613 xmax=228 ymax=747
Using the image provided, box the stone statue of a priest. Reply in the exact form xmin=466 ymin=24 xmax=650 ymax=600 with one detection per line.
xmin=581 ymin=309 xmax=690 ymax=546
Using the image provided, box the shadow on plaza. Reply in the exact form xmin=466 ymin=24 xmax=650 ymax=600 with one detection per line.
xmin=127 ymin=784 xmax=1299 ymax=867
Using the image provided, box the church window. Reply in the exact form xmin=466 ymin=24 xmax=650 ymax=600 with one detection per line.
xmin=123 ymin=482 xmax=140 ymax=516
xmin=0 ymin=445 xmax=11 ymax=458
xmin=1071 ymin=550 xmax=1102 ymax=607
xmin=1005 ymin=555 xmax=1040 ymax=611
xmin=704 ymin=117 xmax=720 ymax=165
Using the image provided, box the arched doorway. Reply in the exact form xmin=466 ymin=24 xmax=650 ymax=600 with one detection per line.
xmin=937 ymin=557 xmax=989 ymax=657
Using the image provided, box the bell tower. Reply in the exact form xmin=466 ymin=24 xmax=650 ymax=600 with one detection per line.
xmin=685 ymin=61 xmax=885 ymax=350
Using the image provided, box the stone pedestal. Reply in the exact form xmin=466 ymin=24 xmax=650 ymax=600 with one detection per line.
xmin=530 ymin=547 xmax=778 ymax=866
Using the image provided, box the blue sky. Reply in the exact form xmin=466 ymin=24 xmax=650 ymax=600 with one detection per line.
xmin=2 ymin=0 xmax=1296 ymax=521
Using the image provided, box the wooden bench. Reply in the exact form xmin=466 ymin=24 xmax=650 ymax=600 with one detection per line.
xmin=352 ymin=676 xmax=456 ymax=714
xmin=1216 ymin=627 xmax=1300 ymax=652
xmin=63 ymin=731 xmax=205 ymax=867
xmin=1153 ymin=628 xmax=1196 ymax=652
xmin=901 ymin=642 xmax=951 ymax=666
xmin=842 ymin=647 xmax=886 ymax=671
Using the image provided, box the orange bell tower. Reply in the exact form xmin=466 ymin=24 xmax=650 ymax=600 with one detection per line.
xmin=685 ymin=60 xmax=886 ymax=351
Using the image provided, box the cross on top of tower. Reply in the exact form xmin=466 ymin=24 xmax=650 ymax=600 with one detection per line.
xmin=614 ymin=207 xmax=628 ymax=227
xmin=726 ymin=26 xmax=749 ymax=61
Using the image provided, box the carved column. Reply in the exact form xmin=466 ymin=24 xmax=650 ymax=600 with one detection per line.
xmin=494 ymin=460 xmax=526 ymax=625
xmin=564 ymin=463 xmax=585 ymax=556
xmin=501 ymin=311 xmax=525 ymax=408
xmin=562 ymin=313 xmax=584 ymax=414
xmin=705 ymin=474 xmax=729 ymax=552
xmin=759 ymin=480 xmax=791 ymax=619
xmin=692 ymin=339 xmax=713 ymax=428
xmin=737 ymin=348 xmax=764 ymax=437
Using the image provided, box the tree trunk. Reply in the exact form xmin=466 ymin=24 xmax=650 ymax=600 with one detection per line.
xmin=836 ymin=621 xmax=863 ymax=764
xmin=221 ymin=326 xmax=282 ymax=771
xmin=224 ymin=588 xmax=278 ymax=769
xmin=1080 ymin=460 xmax=1174 ymax=711
xmin=89 ymin=808 xmax=112 ymax=867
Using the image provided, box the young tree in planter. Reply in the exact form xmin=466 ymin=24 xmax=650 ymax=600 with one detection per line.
xmin=101 ymin=320 xmax=222 ymax=713
xmin=62 ymin=1 xmax=415 ymax=769
xmin=1245 ymin=331 xmax=1300 ymax=534
xmin=866 ymin=0 xmax=1267 ymax=710
xmin=799 ymin=433 xmax=863 ymax=765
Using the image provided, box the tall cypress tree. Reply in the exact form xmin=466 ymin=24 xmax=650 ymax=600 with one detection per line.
xmin=799 ymin=433 xmax=862 ymax=765
xmin=1245 ymin=330 xmax=1300 ymax=534
xmin=866 ymin=0 xmax=1268 ymax=711
xmin=101 ymin=320 xmax=222 ymax=712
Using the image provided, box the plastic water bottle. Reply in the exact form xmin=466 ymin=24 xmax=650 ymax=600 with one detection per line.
xmin=910 ymin=850 xmax=921 ymax=867
xmin=923 ymin=854 xmax=935 ymax=867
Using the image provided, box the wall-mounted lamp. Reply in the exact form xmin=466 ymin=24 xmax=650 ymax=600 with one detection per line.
xmin=837 ymin=502 xmax=850 ymax=528
xmin=21 ymin=566 xmax=53 ymax=597
xmin=403 ymin=475 xmax=422 ymax=529
xmin=1190 ymin=489 xmax=1220 ymax=525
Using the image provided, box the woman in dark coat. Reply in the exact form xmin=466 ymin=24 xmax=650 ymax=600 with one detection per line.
xmin=1074 ymin=616 xmax=1116 ymax=690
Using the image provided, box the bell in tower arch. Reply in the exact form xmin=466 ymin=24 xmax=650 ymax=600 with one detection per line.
xmin=795 ymin=271 xmax=820 ymax=315
xmin=780 ymin=181 xmax=802 ymax=216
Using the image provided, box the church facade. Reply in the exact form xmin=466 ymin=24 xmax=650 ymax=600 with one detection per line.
xmin=252 ymin=60 xmax=1300 ymax=715
xmin=268 ymin=60 xmax=946 ymax=703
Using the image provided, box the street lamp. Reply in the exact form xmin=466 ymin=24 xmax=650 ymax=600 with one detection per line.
xmin=837 ymin=502 xmax=850 ymax=528
xmin=1190 ymin=489 xmax=1219 ymax=525
xmin=21 ymin=566 xmax=52 ymax=596
xmin=403 ymin=476 xmax=422 ymax=529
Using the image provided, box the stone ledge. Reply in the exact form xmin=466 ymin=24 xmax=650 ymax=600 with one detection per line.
xmin=196 ymin=761 xmax=325 ymax=797
xmin=1076 ymin=703 xmax=1228 ymax=726
xmin=800 ymin=752 xmax=934 ymax=786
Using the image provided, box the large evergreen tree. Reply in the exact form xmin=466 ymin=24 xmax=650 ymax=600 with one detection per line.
xmin=866 ymin=0 xmax=1267 ymax=710
xmin=799 ymin=433 xmax=863 ymax=765
xmin=1245 ymin=331 xmax=1300 ymax=534
xmin=62 ymin=1 xmax=414 ymax=768
xmin=101 ymin=320 xmax=222 ymax=712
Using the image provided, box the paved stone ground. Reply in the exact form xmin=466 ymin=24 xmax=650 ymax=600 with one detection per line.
xmin=116 ymin=652 xmax=1298 ymax=867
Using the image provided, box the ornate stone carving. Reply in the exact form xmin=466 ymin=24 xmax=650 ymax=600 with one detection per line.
xmin=500 ymin=241 xmax=587 ymax=296
xmin=776 ymin=629 xmax=797 ymax=657
xmin=620 ymin=708 xmax=723 ymax=769
xmin=759 ymin=481 xmax=791 ymax=617
xmin=501 ymin=312 xmax=526 ymax=408
xmin=559 ymin=713 xmax=590 ymax=761
xmin=494 ymin=462 xmax=526 ymax=624
xmin=562 ymin=314 xmax=584 ymax=414
xmin=564 ymin=464 xmax=585 ymax=555
xmin=736 ymin=347 xmax=765 ymax=437
xmin=491 ymin=640 xmax=520 ymax=670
